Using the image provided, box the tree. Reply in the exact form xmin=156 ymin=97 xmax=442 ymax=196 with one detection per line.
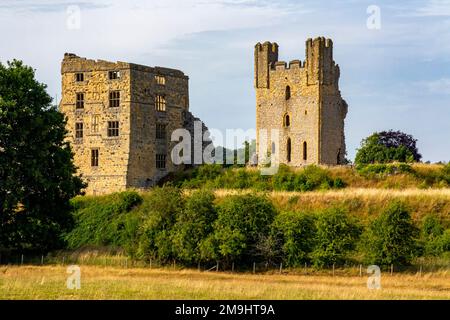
xmin=355 ymin=130 xmax=421 ymax=165
xmin=310 ymin=208 xmax=361 ymax=267
xmin=0 ymin=60 xmax=84 ymax=251
xmin=270 ymin=211 xmax=316 ymax=267
xmin=171 ymin=189 xmax=217 ymax=264
xmin=213 ymin=194 xmax=276 ymax=264
xmin=137 ymin=186 xmax=183 ymax=262
xmin=363 ymin=201 xmax=419 ymax=265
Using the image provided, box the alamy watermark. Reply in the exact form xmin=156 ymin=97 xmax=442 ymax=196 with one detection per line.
xmin=66 ymin=265 xmax=81 ymax=290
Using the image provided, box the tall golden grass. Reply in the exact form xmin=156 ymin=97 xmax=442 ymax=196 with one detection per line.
xmin=213 ymin=188 xmax=450 ymax=223
xmin=0 ymin=266 xmax=448 ymax=300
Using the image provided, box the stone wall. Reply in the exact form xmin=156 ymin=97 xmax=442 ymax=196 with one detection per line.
xmin=254 ymin=37 xmax=347 ymax=167
xmin=60 ymin=53 xmax=207 ymax=195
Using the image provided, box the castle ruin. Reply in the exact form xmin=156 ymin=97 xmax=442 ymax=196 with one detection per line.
xmin=254 ymin=37 xmax=348 ymax=166
xmin=60 ymin=54 xmax=209 ymax=195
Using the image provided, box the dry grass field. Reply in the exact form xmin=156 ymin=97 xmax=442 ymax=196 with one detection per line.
xmin=0 ymin=265 xmax=449 ymax=300
xmin=213 ymin=187 xmax=450 ymax=222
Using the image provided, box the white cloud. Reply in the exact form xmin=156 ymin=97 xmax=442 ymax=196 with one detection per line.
xmin=420 ymin=78 xmax=450 ymax=94
xmin=410 ymin=0 xmax=450 ymax=17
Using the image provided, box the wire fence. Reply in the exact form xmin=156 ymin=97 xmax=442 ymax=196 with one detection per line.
xmin=0 ymin=253 xmax=448 ymax=276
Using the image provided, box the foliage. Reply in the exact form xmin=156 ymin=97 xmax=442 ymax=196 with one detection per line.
xmin=137 ymin=186 xmax=184 ymax=262
xmin=211 ymin=194 xmax=277 ymax=264
xmin=356 ymin=163 xmax=413 ymax=177
xmin=310 ymin=208 xmax=361 ymax=267
xmin=0 ymin=60 xmax=84 ymax=251
xmin=362 ymin=201 xmax=419 ymax=265
xmin=272 ymin=165 xmax=345 ymax=191
xmin=355 ymin=130 xmax=421 ymax=165
xmin=420 ymin=214 xmax=450 ymax=256
xmin=171 ymin=189 xmax=217 ymax=264
xmin=65 ymin=192 xmax=142 ymax=251
xmin=270 ymin=212 xmax=316 ymax=266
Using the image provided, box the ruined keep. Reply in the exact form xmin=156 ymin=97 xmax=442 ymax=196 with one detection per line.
xmin=60 ymin=53 xmax=209 ymax=195
xmin=254 ymin=37 xmax=348 ymax=166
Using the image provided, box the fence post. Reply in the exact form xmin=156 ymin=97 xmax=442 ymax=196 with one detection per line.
xmin=279 ymin=263 xmax=283 ymax=274
xmin=390 ymin=264 xmax=393 ymax=275
xmin=41 ymin=255 xmax=44 ymax=265
xmin=232 ymin=262 xmax=234 ymax=273
xmin=62 ymin=256 xmax=65 ymax=265
xmin=332 ymin=264 xmax=335 ymax=276
xmin=419 ymin=265 xmax=422 ymax=277
xmin=359 ymin=264 xmax=362 ymax=277
xmin=304 ymin=262 xmax=307 ymax=274
xmin=253 ymin=262 xmax=256 ymax=274
xmin=21 ymin=254 xmax=24 ymax=266
xmin=216 ymin=261 xmax=219 ymax=272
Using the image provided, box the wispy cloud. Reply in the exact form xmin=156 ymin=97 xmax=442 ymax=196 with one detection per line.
xmin=0 ymin=0 xmax=109 ymax=12
xmin=411 ymin=0 xmax=450 ymax=16
xmin=419 ymin=78 xmax=450 ymax=94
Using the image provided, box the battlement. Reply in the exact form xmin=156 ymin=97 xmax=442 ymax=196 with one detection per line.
xmin=269 ymin=59 xmax=305 ymax=71
xmin=61 ymin=53 xmax=187 ymax=78
xmin=255 ymin=37 xmax=338 ymax=88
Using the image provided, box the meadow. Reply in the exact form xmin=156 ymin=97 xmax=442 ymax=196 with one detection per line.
xmin=1 ymin=265 xmax=449 ymax=300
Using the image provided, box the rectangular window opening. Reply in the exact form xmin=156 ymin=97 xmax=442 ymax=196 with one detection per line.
xmin=109 ymin=91 xmax=120 ymax=108
xmin=107 ymin=121 xmax=119 ymax=137
xmin=76 ymin=92 xmax=84 ymax=109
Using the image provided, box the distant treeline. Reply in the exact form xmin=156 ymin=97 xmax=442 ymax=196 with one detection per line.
xmin=65 ymin=187 xmax=450 ymax=268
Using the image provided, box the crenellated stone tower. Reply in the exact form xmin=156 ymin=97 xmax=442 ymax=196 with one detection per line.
xmin=254 ymin=37 xmax=348 ymax=166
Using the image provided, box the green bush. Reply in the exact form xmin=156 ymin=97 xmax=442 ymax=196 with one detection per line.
xmin=65 ymin=191 xmax=142 ymax=249
xmin=272 ymin=165 xmax=344 ymax=192
xmin=171 ymin=189 xmax=217 ymax=264
xmin=420 ymin=214 xmax=450 ymax=256
xmin=270 ymin=212 xmax=316 ymax=266
xmin=310 ymin=208 xmax=361 ymax=267
xmin=356 ymin=163 xmax=413 ymax=177
xmin=137 ymin=186 xmax=184 ymax=262
xmin=212 ymin=194 xmax=277 ymax=264
xmin=362 ymin=201 xmax=419 ymax=265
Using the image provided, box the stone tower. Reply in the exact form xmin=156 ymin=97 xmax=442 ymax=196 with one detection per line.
xmin=254 ymin=37 xmax=348 ymax=166
xmin=60 ymin=53 xmax=209 ymax=195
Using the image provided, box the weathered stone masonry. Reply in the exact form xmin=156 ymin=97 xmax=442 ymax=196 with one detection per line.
xmin=254 ymin=37 xmax=348 ymax=166
xmin=60 ymin=53 xmax=209 ymax=195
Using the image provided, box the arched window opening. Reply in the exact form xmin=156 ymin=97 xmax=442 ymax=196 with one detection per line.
xmin=337 ymin=148 xmax=341 ymax=165
xmin=283 ymin=114 xmax=290 ymax=127
xmin=271 ymin=142 xmax=276 ymax=154
xmin=285 ymin=86 xmax=291 ymax=100
xmin=303 ymin=141 xmax=307 ymax=161
xmin=287 ymin=138 xmax=291 ymax=162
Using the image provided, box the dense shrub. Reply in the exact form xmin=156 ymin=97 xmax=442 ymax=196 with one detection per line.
xmin=356 ymin=163 xmax=413 ymax=177
xmin=420 ymin=214 xmax=450 ymax=256
xmin=272 ymin=165 xmax=345 ymax=191
xmin=65 ymin=191 xmax=142 ymax=249
xmin=310 ymin=208 xmax=361 ymax=267
xmin=211 ymin=194 xmax=277 ymax=264
xmin=171 ymin=189 xmax=217 ymax=264
xmin=137 ymin=186 xmax=184 ymax=262
xmin=362 ymin=201 xmax=419 ymax=265
xmin=270 ymin=212 xmax=316 ymax=266
xmin=170 ymin=164 xmax=345 ymax=192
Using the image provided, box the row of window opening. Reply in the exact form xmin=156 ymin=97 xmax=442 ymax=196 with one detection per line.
xmin=271 ymin=140 xmax=308 ymax=162
xmin=75 ymin=91 xmax=166 ymax=111
xmin=74 ymin=72 xmax=165 ymax=84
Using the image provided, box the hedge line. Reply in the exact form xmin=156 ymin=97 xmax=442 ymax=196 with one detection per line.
xmin=65 ymin=187 xmax=450 ymax=267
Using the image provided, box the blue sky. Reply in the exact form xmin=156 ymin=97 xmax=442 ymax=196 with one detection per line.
xmin=0 ymin=0 xmax=449 ymax=162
